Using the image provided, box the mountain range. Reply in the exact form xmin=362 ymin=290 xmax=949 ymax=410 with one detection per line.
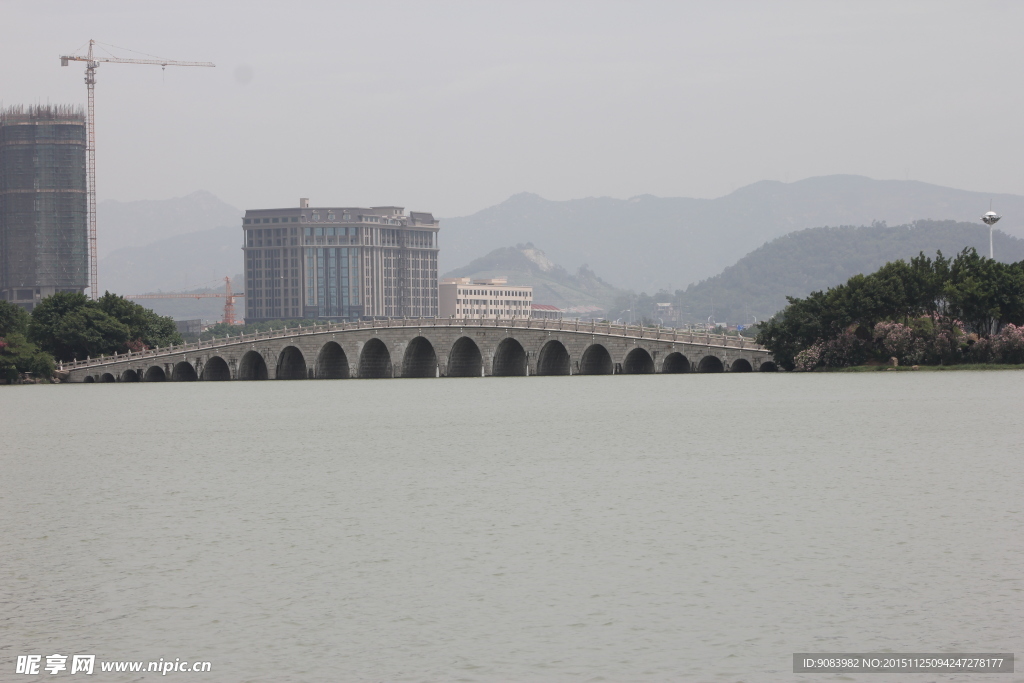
xmin=92 ymin=175 xmax=1024 ymax=321
xmin=629 ymin=220 xmax=1024 ymax=326
xmin=100 ymin=225 xmax=242 ymax=295
xmin=439 ymin=175 xmax=1024 ymax=292
xmin=96 ymin=190 xmax=241 ymax=259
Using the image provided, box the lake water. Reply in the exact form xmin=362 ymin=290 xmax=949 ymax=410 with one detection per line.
xmin=2 ymin=373 xmax=1021 ymax=682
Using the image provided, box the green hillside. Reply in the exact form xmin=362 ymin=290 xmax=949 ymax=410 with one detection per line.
xmin=439 ymin=176 xmax=1024 ymax=292
xmin=609 ymin=221 xmax=1024 ymax=325
xmin=443 ymin=244 xmax=621 ymax=315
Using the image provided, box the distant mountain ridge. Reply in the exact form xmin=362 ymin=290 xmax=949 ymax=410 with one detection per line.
xmin=97 ymin=177 xmax=1024 ymax=319
xmin=659 ymin=221 xmax=1024 ymax=325
xmin=439 ymin=175 xmax=1024 ymax=292
xmin=99 ymin=225 xmax=242 ymax=296
xmin=443 ymin=243 xmax=621 ymax=313
xmin=97 ymin=190 xmax=241 ymax=257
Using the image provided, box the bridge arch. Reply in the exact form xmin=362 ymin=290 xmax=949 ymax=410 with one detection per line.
xmin=760 ymin=361 xmax=778 ymax=372
xmin=579 ymin=344 xmax=613 ymax=375
xmin=359 ymin=338 xmax=392 ymax=378
xmin=662 ymin=352 xmax=690 ymax=373
xmin=536 ymin=339 xmax=570 ymax=376
xmin=276 ymin=346 xmax=308 ymax=380
xmin=730 ymin=358 xmax=753 ymax=373
xmin=144 ymin=366 xmax=166 ymax=382
xmin=83 ymin=375 xmax=95 ymax=383
xmin=202 ymin=356 xmax=232 ymax=381
xmin=238 ymin=351 xmax=268 ymax=380
xmin=697 ymin=355 xmax=724 ymax=373
xmin=492 ymin=337 xmax=527 ymax=376
xmin=120 ymin=369 xmax=140 ymax=383
xmin=315 ymin=341 xmax=350 ymax=379
xmin=623 ymin=347 xmax=655 ymax=374
xmin=99 ymin=372 xmax=115 ymax=383
xmin=171 ymin=362 xmax=198 ymax=382
xmin=402 ymin=336 xmax=438 ymax=378
xmin=448 ymin=337 xmax=483 ymax=377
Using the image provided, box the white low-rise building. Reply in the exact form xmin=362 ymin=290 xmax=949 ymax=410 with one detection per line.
xmin=530 ymin=304 xmax=562 ymax=320
xmin=439 ymin=277 xmax=533 ymax=319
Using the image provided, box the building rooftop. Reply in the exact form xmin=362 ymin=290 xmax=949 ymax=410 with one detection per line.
xmin=243 ymin=199 xmax=439 ymax=227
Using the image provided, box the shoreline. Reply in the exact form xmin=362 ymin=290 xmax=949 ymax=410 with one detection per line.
xmin=836 ymin=363 xmax=1024 ymax=372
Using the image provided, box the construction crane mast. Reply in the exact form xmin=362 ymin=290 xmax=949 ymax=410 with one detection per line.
xmin=126 ymin=277 xmax=244 ymax=326
xmin=60 ymin=40 xmax=215 ymax=299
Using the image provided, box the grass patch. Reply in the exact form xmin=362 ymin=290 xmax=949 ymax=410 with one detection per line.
xmin=836 ymin=363 xmax=1024 ymax=372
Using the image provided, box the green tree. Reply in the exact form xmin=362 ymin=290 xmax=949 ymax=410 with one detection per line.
xmin=95 ymin=292 xmax=182 ymax=349
xmin=755 ymin=291 xmax=830 ymax=370
xmin=995 ymin=261 xmax=1024 ymax=329
xmin=908 ymin=251 xmax=949 ymax=319
xmin=757 ymin=248 xmax=1024 ymax=369
xmin=29 ymin=292 xmax=127 ymax=361
xmin=944 ymin=249 xmax=1003 ymax=335
xmin=0 ymin=333 xmax=55 ymax=382
xmin=1 ymin=301 xmax=54 ymax=381
xmin=0 ymin=300 xmax=31 ymax=336
xmin=27 ymin=291 xmax=182 ymax=361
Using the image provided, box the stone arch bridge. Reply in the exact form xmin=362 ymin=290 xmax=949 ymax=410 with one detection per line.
xmin=63 ymin=318 xmax=776 ymax=383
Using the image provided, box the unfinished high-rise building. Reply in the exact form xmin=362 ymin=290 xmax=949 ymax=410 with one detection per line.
xmin=242 ymin=200 xmax=440 ymax=322
xmin=0 ymin=105 xmax=89 ymax=311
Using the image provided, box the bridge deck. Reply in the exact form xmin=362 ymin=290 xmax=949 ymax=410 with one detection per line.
xmin=62 ymin=318 xmax=765 ymax=373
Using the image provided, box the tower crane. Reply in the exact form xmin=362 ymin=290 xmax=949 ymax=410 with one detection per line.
xmin=126 ymin=277 xmax=244 ymax=326
xmin=60 ymin=39 xmax=215 ymax=299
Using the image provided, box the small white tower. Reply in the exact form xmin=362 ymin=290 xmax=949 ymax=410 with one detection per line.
xmin=981 ymin=210 xmax=1001 ymax=259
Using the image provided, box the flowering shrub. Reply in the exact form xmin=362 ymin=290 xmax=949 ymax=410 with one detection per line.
xmin=793 ymin=342 xmax=823 ymax=371
xmin=820 ymin=329 xmax=869 ymax=368
xmin=980 ymin=323 xmax=1024 ymax=364
xmin=926 ymin=325 xmax=965 ymax=365
xmin=966 ymin=336 xmax=994 ymax=363
xmin=786 ymin=316 xmax=1021 ymax=369
xmin=872 ymin=322 xmax=925 ymax=364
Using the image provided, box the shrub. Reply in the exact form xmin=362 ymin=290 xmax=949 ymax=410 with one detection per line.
xmin=793 ymin=342 xmax=823 ymax=371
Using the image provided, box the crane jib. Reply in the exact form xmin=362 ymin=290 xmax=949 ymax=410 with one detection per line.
xmin=59 ymin=40 xmax=215 ymax=301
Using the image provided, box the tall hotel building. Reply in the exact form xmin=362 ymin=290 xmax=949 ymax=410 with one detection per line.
xmin=242 ymin=200 xmax=439 ymax=322
xmin=0 ymin=105 xmax=88 ymax=310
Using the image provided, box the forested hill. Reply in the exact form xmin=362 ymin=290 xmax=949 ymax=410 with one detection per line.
xmin=443 ymin=243 xmax=621 ymax=313
xmin=669 ymin=221 xmax=1024 ymax=325
xmin=440 ymin=175 xmax=1024 ymax=292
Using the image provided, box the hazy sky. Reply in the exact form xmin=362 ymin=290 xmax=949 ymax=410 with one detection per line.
xmin=4 ymin=1 xmax=1023 ymax=216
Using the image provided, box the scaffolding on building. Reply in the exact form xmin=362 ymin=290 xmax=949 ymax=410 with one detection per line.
xmin=0 ymin=105 xmax=89 ymax=308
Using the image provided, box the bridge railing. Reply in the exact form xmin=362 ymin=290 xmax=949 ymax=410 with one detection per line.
xmin=61 ymin=317 xmax=763 ymax=371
